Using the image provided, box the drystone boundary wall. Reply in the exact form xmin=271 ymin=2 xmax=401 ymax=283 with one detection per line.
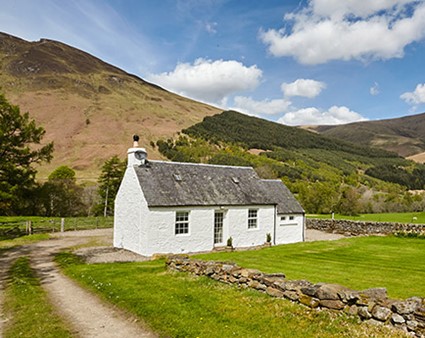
xmin=166 ymin=256 xmax=425 ymax=337
xmin=307 ymin=219 xmax=425 ymax=236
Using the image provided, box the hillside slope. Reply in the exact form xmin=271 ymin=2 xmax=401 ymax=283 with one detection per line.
xmin=309 ymin=113 xmax=425 ymax=158
xmin=157 ymin=111 xmax=425 ymax=213
xmin=0 ymin=32 xmax=220 ymax=179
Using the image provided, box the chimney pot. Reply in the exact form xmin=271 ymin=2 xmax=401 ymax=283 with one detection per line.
xmin=133 ymin=134 xmax=140 ymax=147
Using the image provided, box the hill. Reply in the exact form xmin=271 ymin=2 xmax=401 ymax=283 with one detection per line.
xmin=308 ymin=113 xmax=425 ymax=158
xmin=0 ymin=32 xmax=220 ymax=180
xmin=157 ymin=111 xmax=425 ymax=214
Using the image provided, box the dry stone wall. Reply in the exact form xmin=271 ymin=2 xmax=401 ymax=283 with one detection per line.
xmin=166 ymin=256 xmax=425 ymax=337
xmin=307 ymin=219 xmax=425 ymax=236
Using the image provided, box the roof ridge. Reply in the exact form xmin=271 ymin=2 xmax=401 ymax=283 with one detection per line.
xmin=149 ymin=160 xmax=254 ymax=170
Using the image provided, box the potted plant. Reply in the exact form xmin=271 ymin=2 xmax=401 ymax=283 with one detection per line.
xmin=226 ymin=236 xmax=233 ymax=250
xmin=265 ymin=233 xmax=272 ymax=246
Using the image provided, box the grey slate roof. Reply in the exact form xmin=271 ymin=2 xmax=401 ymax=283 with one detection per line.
xmin=134 ymin=160 xmax=303 ymax=213
xmin=260 ymin=180 xmax=304 ymax=214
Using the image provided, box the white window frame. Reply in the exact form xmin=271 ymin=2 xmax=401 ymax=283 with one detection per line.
xmin=248 ymin=209 xmax=258 ymax=229
xmin=175 ymin=211 xmax=189 ymax=235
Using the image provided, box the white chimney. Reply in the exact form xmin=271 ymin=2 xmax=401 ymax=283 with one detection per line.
xmin=127 ymin=135 xmax=147 ymax=167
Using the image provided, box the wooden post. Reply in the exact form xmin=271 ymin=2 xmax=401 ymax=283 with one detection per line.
xmin=28 ymin=221 xmax=32 ymax=235
xmin=61 ymin=218 xmax=65 ymax=232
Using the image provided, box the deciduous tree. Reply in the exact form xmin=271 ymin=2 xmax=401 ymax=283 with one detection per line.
xmin=0 ymin=93 xmax=53 ymax=214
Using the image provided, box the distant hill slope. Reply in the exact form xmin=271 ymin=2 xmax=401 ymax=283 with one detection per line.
xmin=0 ymin=32 xmax=220 ymax=179
xmin=308 ymin=113 xmax=425 ymax=158
xmin=158 ymin=111 xmax=425 ymax=214
xmin=184 ymin=110 xmax=397 ymax=158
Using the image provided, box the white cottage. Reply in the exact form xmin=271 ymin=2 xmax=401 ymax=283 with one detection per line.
xmin=114 ymin=140 xmax=305 ymax=256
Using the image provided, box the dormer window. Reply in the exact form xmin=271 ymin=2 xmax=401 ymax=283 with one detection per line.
xmin=232 ymin=177 xmax=239 ymax=184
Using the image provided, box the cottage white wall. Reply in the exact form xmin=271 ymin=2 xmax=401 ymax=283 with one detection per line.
xmin=114 ymin=167 xmax=149 ymax=255
xmin=142 ymin=205 xmax=275 ymax=255
xmin=227 ymin=205 xmax=275 ymax=248
xmin=275 ymin=214 xmax=304 ymax=244
xmin=146 ymin=207 xmax=213 ymax=255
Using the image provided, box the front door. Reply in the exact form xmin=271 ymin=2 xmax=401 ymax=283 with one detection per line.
xmin=214 ymin=211 xmax=224 ymax=245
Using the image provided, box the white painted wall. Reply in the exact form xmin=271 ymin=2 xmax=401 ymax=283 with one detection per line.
xmin=144 ymin=205 xmax=276 ymax=255
xmin=226 ymin=205 xmax=275 ymax=249
xmin=114 ymin=167 xmax=149 ymax=254
xmin=275 ymin=214 xmax=304 ymax=244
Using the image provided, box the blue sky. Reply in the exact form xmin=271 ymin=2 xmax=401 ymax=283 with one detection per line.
xmin=1 ymin=0 xmax=425 ymax=125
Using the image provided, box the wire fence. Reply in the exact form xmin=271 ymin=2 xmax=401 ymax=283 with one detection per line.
xmin=0 ymin=217 xmax=113 ymax=240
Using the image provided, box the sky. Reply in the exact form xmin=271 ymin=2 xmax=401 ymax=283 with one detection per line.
xmin=1 ymin=0 xmax=425 ymax=126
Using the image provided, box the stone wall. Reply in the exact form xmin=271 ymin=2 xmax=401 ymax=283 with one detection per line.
xmin=166 ymin=256 xmax=425 ymax=337
xmin=307 ymin=219 xmax=425 ymax=236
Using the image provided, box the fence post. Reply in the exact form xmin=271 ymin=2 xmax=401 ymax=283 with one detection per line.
xmin=28 ymin=221 xmax=32 ymax=235
xmin=61 ymin=218 xmax=65 ymax=232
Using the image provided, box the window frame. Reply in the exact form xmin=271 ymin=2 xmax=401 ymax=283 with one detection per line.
xmin=247 ymin=209 xmax=258 ymax=229
xmin=175 ymin=211 xmax=190 ymax=235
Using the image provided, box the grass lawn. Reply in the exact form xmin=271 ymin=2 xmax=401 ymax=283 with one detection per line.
xmin=195 ymin=236 xmax=425 ymax=299
xmin=308 ymin=212 xmax=425 ymax=223
xmin=2 ymin=257 xmax=73 ymax=338
xmin=56 ymin=253 xmax=407 ymax=338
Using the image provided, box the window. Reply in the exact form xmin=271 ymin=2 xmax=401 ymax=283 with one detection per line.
xmin=280 ymin=216 xmax=286 ymax=221
xmin=248 ymin=209 xmax=258 ymax=229
xmin=289 ymin=216 xmax=294 ymax=221
xmin=175 ymin=211 xmax=189 ymax=235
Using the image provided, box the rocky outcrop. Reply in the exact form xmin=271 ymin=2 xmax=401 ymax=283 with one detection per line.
xmin=167 ymin=256 xmax=425 ymax=337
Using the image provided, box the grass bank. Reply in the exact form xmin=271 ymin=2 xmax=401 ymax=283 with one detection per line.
xmin=195 ymin=236 xmax=425 ymax=299
xmin=2 ymin=257 xmax=73 ymax=338
xmin=308 ymin=212 xmax=425 ymax=223
xmin=56 ymin=253 xmax=407 ymax=338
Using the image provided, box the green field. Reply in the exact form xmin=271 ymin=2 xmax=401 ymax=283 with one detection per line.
xmin=0 ymin=216 xmax=113 ymax=240
xmin=308 ymin=212 xmax=425 ymax=223
xmin=56 ymin=253 xmax=406 ymax=338
xmin=195 ymin=236 xmax=425 ymax=299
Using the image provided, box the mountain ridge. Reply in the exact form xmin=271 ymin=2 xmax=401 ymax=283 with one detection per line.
xmin=0 ymin=32 xmax=221 ymax=179
xmin=305 ymin=113 xmax=425 ymax=159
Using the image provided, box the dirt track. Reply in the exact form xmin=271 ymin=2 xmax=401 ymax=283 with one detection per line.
xmin=0 ymin=229 xmax=155 ymax=338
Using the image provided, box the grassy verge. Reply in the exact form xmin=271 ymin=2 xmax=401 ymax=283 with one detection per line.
xmin=56 ymin=253 xmax=407 ymax=338
xmin=308 ymin=212 xmax=425 ymax=223
xmin=2 ymin=257 xmax=73 ymax=338
xmin=0 ymin=234 xmax=50 ymax=249
xmin=195 ymin=236 xmax=425 ymax=299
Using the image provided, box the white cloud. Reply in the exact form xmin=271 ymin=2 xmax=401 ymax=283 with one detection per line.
xmin=370 ymin=82 xmax=380 ymax=96
xmin=147 ymin=58 xmax=262 ymax=104
xmin=260 ymin=1 xmax=425 ymax=64
xmin=278 ymin=105 xmax=367 ymax=126
xmin=312 ymin=0 xmax=413 ymax=19
xmin=205 ymin=22 xmax=218 ymax=34
xmin=401 ymin=83 xmax=425 ymax=105
xmin=232 ymin=96 xmax=292 ymax=116
xmin=281 ymin=79 xmax=326 ymax=98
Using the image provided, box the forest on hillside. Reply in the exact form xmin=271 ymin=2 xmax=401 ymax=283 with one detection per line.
xmin=157 ymin=111 xmax=425 ymax=215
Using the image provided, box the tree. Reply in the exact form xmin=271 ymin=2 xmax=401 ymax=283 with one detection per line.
xmin=0 ymin=93 xmax=53 ymax=215
xmin=42 ymin=166 xmax=84 ymax=216
xmin=95 ymin=156 xmax=126 ymax=216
